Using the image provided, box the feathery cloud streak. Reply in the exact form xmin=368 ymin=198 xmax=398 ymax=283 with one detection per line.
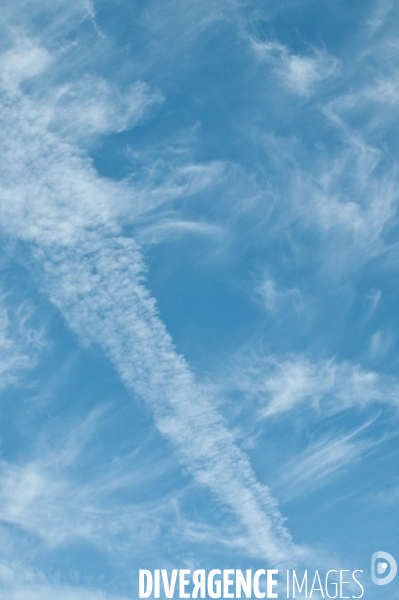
xmin=0 ymin=39 xmax=301 ymax=565
xmin=228 ymin=353 xmax=399 ymax=418
xmin=250 ymin=39 xmax=338 ymax=96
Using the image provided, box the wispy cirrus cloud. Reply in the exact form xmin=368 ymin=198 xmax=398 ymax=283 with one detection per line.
xmin=50 ymin=77 xmax=164 ymax=140
xmin=0 ymin=20 xmax=302 ymax=571
xmin=0 ymin=38 xmax=52 ymax=91
xmin=0 ymin=296 xmax=45 ymax=390
xmin=255 ymin=279 xmax=302 ymax=314
xmin=1 ymin=0 xmax=399 ymax=593
xmin=37 ymin=233 xmax=299 ymax=562
xmin=250 ymin=38 xmax=338 ymax=96
xmin=0 ymin=403 xmax=175 ymax=552
xmin=274 ymin=421 xmax=383 ymax=502
xmin=227 ymin=353 xmax=399 ymax=418
xmin=366 ymin=0 xmax=395 ymax=34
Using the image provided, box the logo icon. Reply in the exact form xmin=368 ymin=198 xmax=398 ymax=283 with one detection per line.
xmin=371 ymin=551 xmax=397 ymax=585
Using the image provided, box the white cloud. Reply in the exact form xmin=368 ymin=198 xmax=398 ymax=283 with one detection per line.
xmin=0 ymin=0 xmax=96 ymax=39
xmin=36 ymin=234 xmax=299 ymax=562
xmin=283 ymin=53 xmax=333 ymax=96
xmin=256 ymin=279 xmax=302 ymax=314
xmin=0 ymin=38 xmax=51 ymax=91
xmin=365 ymin=73 xmax=399 ymax=105
xmin=142 ymin=0 xmax=242 ymax=64
xmin=0 ymin=35 xmax=163 ymax=139
xmin=0 ymin=32 xmax=303 ymax=567
xmin=0 ymin=402 xmax=176 ymax=553
xmin=228 ymin=353 xmax=399 ymax=418
xmin=130 ymin=161 xmax=228 ymax=207
xmin=366 ymin=0 xmax=394 ymax=33
xmin=136 ymin=218 xmax=225 ymax=246
xmin=245 ymin=26 xmax=399 ymax=262
xmin=368 ymin=328 xmax=394 ymax=360
xmin=312 ymin=146 xmax=397 ymax=246
xmin=0 ymin=74 xmax=225 ymax=248
xmin=250 ymin=39 xmax=338 ymax=96
xmin=50 ymin=77 xmax=164 ymax=139
xmin=275 ymin=422 xmax=381 ymax=501
xmin=265 ymin=119 xmax=399 ymax=259
xmin=0 ymin=297 xmax=45 ymax=389
xmin=365 ymin=289 xmax=382 ymax=317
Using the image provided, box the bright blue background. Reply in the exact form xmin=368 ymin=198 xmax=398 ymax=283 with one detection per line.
xmin=0 ymin=0 xmax=398 ymax=598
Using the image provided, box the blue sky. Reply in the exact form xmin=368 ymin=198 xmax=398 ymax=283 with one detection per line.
xmin=0 ymin=0 xmax=399 ymax=598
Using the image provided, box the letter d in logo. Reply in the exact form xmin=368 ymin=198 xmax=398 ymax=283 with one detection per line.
xmin=371 ymin=551 xmax=397 ymax=585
